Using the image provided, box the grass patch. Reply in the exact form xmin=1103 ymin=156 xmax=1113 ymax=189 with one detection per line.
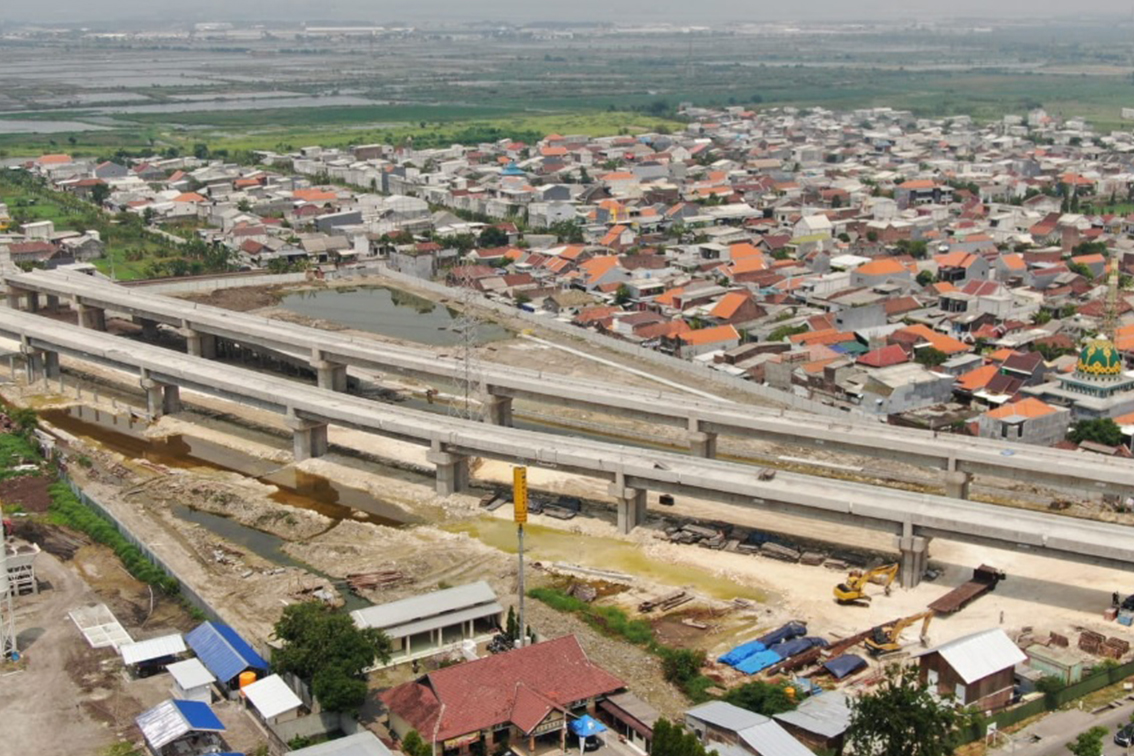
xmin=47 ymin=480 xmax=180 ymax=594
xmin=528 ymin=587 xmax=714 ymax=702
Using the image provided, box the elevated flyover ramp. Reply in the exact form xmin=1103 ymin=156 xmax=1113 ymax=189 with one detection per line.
xmin=4 ymin=306 xmax=1134 ymax=588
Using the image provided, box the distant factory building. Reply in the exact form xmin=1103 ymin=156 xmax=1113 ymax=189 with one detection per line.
xmin=351 ymin=580 xmax=503 ymax=666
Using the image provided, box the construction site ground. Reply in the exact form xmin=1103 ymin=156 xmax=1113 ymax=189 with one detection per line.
xmin=2 ymin=277 xmax=1132 ymax=728
xmin=0 ymin=537 xmax=267 ymax=756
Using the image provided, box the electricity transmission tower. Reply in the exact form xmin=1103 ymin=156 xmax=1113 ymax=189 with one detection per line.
xmin=448 ymin=286 xmax=484 ymax=423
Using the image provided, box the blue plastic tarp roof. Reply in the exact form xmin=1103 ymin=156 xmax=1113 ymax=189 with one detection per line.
xmin=823 ymin=654 xmax=868 ymax=680
xmin=173 ymin=699 xmax=226 ymax=731
xmin=185 ymin=621 xmax=268 ymax=683
xmin=772 ymin=637 xmax=829 ymax=660
xmin=758 ymin=621 xmax=807 ymax=648
xmin=735 ymin=649 xmax=783 ymax=675
xmin=570 ymin=715 xmax=608 ymax=736
xmin=718 ymin=639 xmax=766 ymax=666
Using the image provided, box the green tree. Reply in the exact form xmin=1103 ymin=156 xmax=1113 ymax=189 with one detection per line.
xmin=192 ymin=143 xmax=210 ymax=160
xmin=272 ymin=601 xmax=392 ymax=713
xmin=1068 ymin=418 xmax=1123 ymax=447
xmin=401 ymin=730 xmax=432 ymax=756
xmin=91 ymin=183 xmax=110 ymax=206
xmin=916 ymin=270 xmax=936 ymax=287
xmin=846 ymin=664 xmax=961 ymax=756
xmin=915 ymin=347 xmax=948 ymax=367
xmin=660 ymin=648 xmax=706 ymax=686
xmin=866 ymin=230 xmax=879 ymax=243
xmin=478 ymin=225 xmax=509 ymax=248
xmin=505 ymin=605 xmax=519 ymax=641
xmin=723 ymin=681 xmax=797 ymax=716
xmin=768 ymin=324 xmax=808 ymax=342
xmin=614 ymin=284 xmax=632 ymax=306
xmin=1066 ymin=725 xmax=1108 ymax=756
xmin=651 ymin=719 xmax=716 ymax=756
xmin=549 ymin=220 xmax=585 ymax=244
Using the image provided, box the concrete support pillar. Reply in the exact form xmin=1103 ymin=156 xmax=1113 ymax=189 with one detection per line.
xmin=609 ymin=480 xmax=647 ymax=534
xmin=483 ymin=393 xmax=514 ymax=427
xmin=894 ymin=534 xmax=930 ymax=589
xmin=687 ymin=431 xmax=718 ymax=458
xmin=76 ymin=303 xmax=106 ymax=331
xmin=6 ymin=287 xmax=24 ymax=310
xmin=45 ymin=294 xmax=60 ymax=312
xmin=162 ymin=384 xmax=182 ymax=416
xmin=426 ymin=446 xmax=470 ymax=496
xmin=944 ymin=470 xmax=972 ymax=500
xmin=312 ymin=360 xmax=348 ymax=392
xmin=286 ymin=413 xmax=329 ymax=462
xmin=23 ymin=352 xmax=43 ymax=383
xmin=43 ymin=350 xmax=60 ymax=380
xmin=25 ymin=291 xmax=38 ymax=313
xmin=184 ymin=329 xmax=217 ymax=359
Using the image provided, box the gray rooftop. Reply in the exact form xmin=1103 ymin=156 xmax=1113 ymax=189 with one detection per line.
xmin=287 ymin=732 xmax=393 ymax=756
xmin=774 ymin=692 xmax=852 ymax=739
xmin=350 ymin=580 xmax=502 ymax=639
xmin=686 ymin=701 xmax=770 ymax=732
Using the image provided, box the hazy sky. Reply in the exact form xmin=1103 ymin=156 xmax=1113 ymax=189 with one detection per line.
xmin=4 ymin=0 xmax=1126 ymax=24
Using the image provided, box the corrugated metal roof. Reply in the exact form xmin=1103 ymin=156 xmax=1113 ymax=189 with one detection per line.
xmin=287 ymin=731 xmax=393 ymax=756
xmin=774 ymin=692 xmax=852 ymax=739
xmin=121 ymin=633 xmax=186 ymax=666
xmin=351 ymin=580 xmax=501 ymax=638
xmin=185 ymin=621 xmax=268 ymax=683
xmin=738 ymin=720 xmax=814 ymax=756
xmin=685 ymin=701 xmax=769 ymax=732
xmin=136 ymin=699 xmax=225 ymax=750
xmin=243 ymin=674 xmax=303 ymax=720
xmin=167 ymin=658 xmax=216 ymax=690
xmin=916 ymin=628 xmax=1027 ymax=685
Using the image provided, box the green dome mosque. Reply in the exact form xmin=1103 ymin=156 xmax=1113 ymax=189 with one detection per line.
xmin=1075 ymin=338 xmax=1124 ymax=380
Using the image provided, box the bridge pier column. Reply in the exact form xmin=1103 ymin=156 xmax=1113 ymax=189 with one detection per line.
xmin=184 ymin=329 xmax=217 ymax=359
xmin=894 ymin=534 xmax=930 ymax=589
xmin=609 ymin=479 xmax=647 ymax=534
xmin=312 ymin=360 xmax=348 ymax=392
xmin=24 ymin=291 xmax=38 ymax=313
xmin=484 ymin=394 xmax=514 ymax=427
xmin=6 ymin=287 xmax=26 ymax=310
xmin=23 ymin=352 xmax=43 ymax=384
xmin=44 ymin=294 xmax=60 ymax=312
xmin=286 ymin=413 xmax=329 ymax=462
xmin=687 ymin=431 xmax=718 ymax=458
xmin=944 ymin=470 xmax=972 ymax=500
xmin=141 ymin=375 xmax=181 ymax=419
xmin=426 ymin=446 xmax=470 ymax=496
xmin=76 ymin=303 xmax=106 ymax=331
xmin=43 ymin=350 xmax=60 ymax=380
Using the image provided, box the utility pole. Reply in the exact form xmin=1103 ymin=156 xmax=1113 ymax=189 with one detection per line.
xmin=514 ymin=466 xmax=527 ymax=648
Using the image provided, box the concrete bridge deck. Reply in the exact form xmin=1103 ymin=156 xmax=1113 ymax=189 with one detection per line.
xmin=3 ymin=306 xmax=1134 ymax=588
xmin=5 ymin=270 xmax=1133 ymax=502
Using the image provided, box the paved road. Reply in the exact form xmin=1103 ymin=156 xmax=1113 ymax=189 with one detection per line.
xmin=993 ymin=699 xmax=1134 ymax=756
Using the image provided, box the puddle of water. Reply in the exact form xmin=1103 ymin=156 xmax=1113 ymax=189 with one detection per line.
xmin=279 ymin=286 xmax=509 ymax=346
xmin=41 ymin=406 xmax=413 ymax=528
xmin=447 ymin=518 xmax=766 ymax=602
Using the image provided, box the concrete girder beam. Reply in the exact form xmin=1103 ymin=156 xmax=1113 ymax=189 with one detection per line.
xmin=75 ymin=302 xmax=106 ymax=331
xmin=426 ymin=448 xmax=470 ymax=496
xmin=687 ymin=430 xmax=718 ymax=459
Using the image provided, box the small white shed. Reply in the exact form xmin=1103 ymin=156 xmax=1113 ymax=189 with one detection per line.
xmin=167 ymin=658 xmax=216 ymax=704
xmin=243 ymin=673 xmax=304 ymax=725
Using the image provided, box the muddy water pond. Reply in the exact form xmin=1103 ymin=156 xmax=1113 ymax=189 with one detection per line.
xmin=279 ymin=286 xmax=509 ymax=346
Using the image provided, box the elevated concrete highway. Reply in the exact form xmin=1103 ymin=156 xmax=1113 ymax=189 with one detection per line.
xmin=5 ymin=270 xmax=1133 ymax=502
xmin=4 ymin=307 xmax=1134 ymax=589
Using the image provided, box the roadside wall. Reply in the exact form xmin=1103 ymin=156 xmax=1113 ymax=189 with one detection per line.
xmin=123 ymin=271 xmax=307 ymax=294
xmin=339 ymin=265 xmax=851 ymax=419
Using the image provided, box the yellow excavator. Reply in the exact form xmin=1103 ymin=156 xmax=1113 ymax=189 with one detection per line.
xmin=833 ymin=563 xmax=899 ymax=604
xmin=865 ymin=611 xmax=934 ymax=656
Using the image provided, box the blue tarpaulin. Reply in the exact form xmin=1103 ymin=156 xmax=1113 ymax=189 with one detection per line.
xmin=823 ymin=654 xmax=868 ymax=680
xmin=185 ymin=621 xmax=268 ymax=684
xmin=570 ymin=715 xmax=608 ymax=736
xmin=734 ymin=649 xmax=783 ymax=675
xmin=718 ymin=639 xmax=766 ymax=666
xmin=758 ymin=621 xmax=807 ymax=648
